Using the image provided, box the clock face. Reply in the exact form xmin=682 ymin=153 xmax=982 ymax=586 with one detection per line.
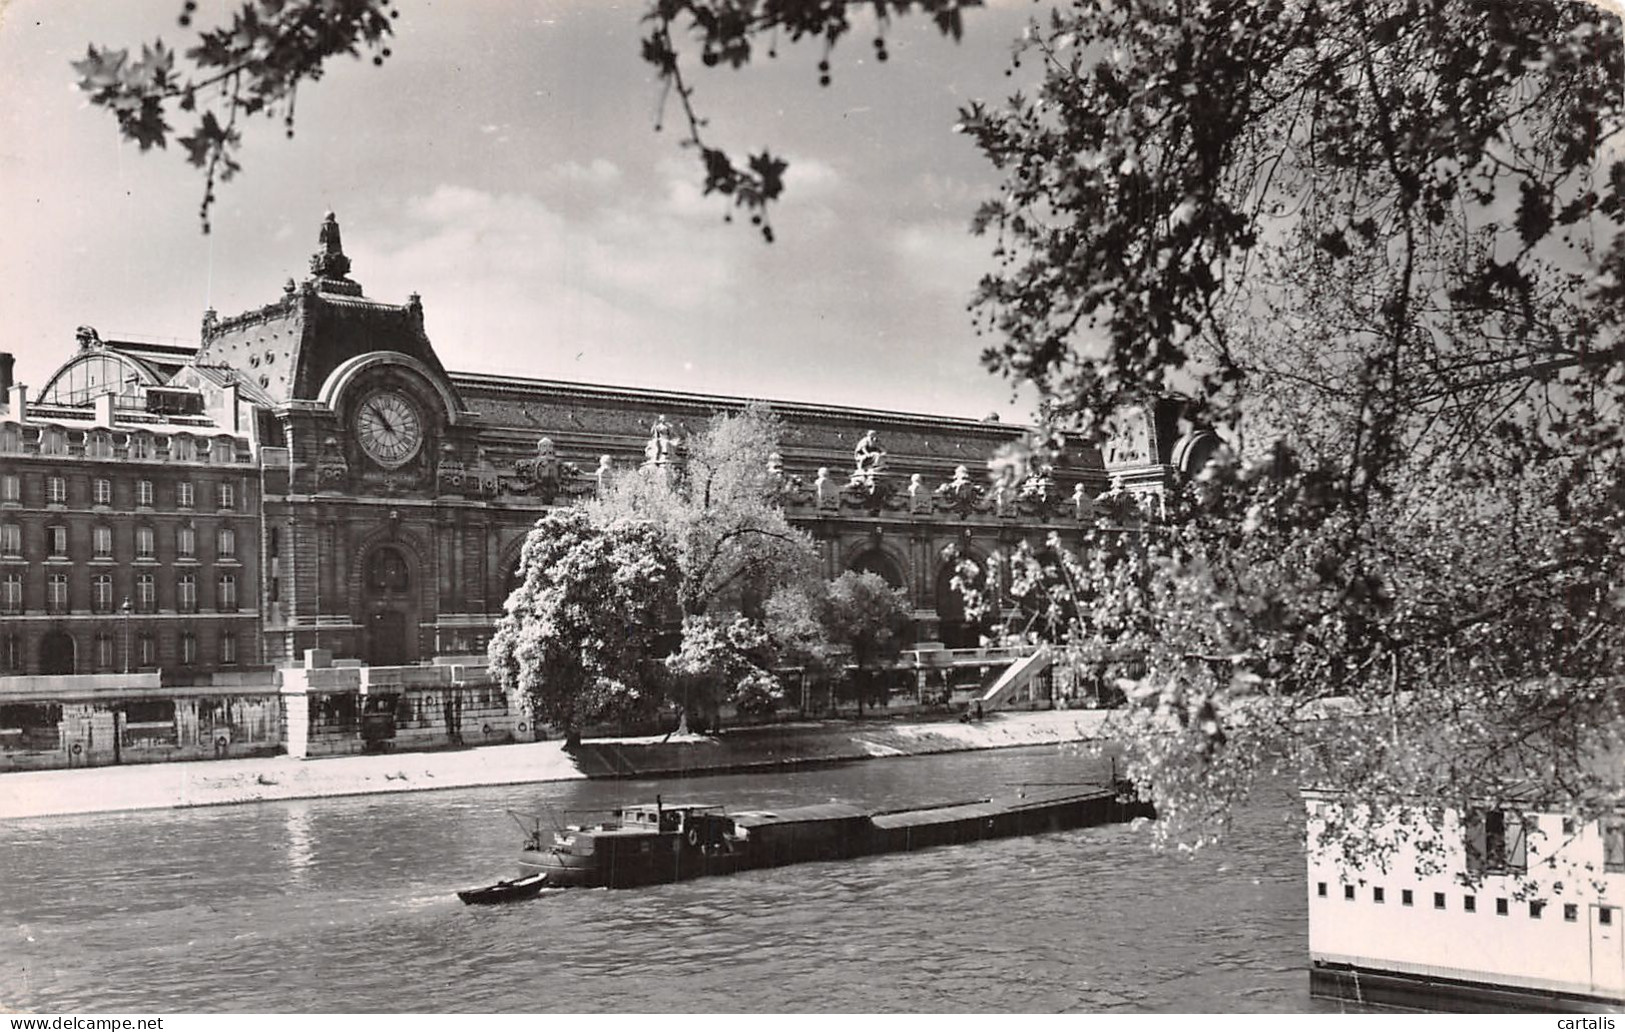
xmin=354 ymin=390 xmax=424 ymax=468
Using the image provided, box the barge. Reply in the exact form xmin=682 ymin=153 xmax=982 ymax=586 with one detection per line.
xmin=513 ymin=783 xmax=1154 ymax=890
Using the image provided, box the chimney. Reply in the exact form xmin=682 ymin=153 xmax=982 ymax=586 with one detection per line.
xmin=0 ymin=353 xmax=12 ymax=396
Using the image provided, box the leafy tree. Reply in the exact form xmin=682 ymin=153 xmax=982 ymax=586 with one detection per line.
xmin=587 ymin=403 xmax=817 ymax=619
xmin=488 ymin=508 xmax=680 ymax=746
xmin=665 ymin=613 xmax=783 ymax=731
xmin=814 ymin=570 xmax=913 ymax=717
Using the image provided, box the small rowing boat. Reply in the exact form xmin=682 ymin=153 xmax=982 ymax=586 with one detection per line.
xmin=456 ymin=872 xmax=548 ymax=905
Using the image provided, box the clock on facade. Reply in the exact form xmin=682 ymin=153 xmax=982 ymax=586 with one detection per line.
xmin=354 ymin=389 xmax=425 ymax=468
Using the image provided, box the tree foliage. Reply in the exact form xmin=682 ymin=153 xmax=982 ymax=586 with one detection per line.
xmin=588 ymin=403 xmax=818 ymax=618
xmin=488 ymin=508 xmax=680 ymax=742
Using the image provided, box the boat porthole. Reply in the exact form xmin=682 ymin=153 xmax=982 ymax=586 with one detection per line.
xmin=687 ymin=827 xmax=700 ymax=847
xmin=517 ymin=722 xmax=527 ymax=733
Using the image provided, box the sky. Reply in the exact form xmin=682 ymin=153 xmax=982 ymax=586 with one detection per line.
xmin=0 ymin=0 xmax=1045 ymax=421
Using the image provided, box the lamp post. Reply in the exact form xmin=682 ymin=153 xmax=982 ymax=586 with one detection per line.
xmin=121 ymin=596 xmax=131 ymax=674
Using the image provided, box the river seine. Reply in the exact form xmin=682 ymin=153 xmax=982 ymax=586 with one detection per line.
xmin=0 ymin=744 xmax=1351 ymax=1012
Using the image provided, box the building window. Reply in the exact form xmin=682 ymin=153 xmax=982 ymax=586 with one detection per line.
xmin=0 ymin=426 xmax=19 ymax=453
xmin=47 ymin=525 xmax=68 ymax=557
xmin=1343 ymin=885 xmax=1355 ymax=901
xmin=1562 ymin=816 xmax=1577 ymax=836
xmin=0 ymin=523 xmax=18 ymax=555
xmin=136 ymin=573 xmax=156 ymax=612
xmin=138 ymin=633 xmax=156 ymax=667
xmin=177 ymin=574 xmax=197 ymax=614
xmin=40 ymin=428 xmax=66 ymax=456
xmin=1316 ymin=882 xmax=1327 ymax=898
xmin=48 ymin=475 xmax=67 ymax=504
xmin=368 ymin=547 xmax=410 ymax=592
xmin=217 ymin=527 xmax=236 ymax=558
xmin=177 ymin=526 xmax=196 ymax=559
xmin=1373 ymin=887 xmax=1385 ymax=904
xmin=220 ymin=633 xmax=238 ymax=666
xmin=1401 ymin=889 xmax=1414 ymax=907
xmin=0 ymin=474 xmax=17 ymax=502
xmin=1 ymin=573 xmax=21 ymax=614
xmin=131 ymin=434 xmax=153 ymax=459
xmin=47 ymin=573 xmax=69 ymax=614
xmin=1464 ymin=895 xmax=1477 ymax=913
xmin=94 ymin=526 xmax=112 ymax=557
xmin=137 ymin=480 xmax=154 ymax=507
xmin=1530 ymin=901 xmax=1545 ymax=918
xmin=1603 ymin=908 xmax=1616 ymax=927
xmin=177 ymin=481 xmax=194 ymax=508
xmin=136 ymin=526 xmax=155 ymax=559
xmin=1466 ymin=808 xmax=1528 ymax=873
xmin=180 ymin=632 xmax=198 ymax=666
xmin=213 ymin=439 xmax=235 ymax=464
xmin=172 ymin=436 xmax=195 ymax=462
xmin=1434 ymin=892 xmax=1446 ymax=910
xmin=1495 ymin=897 xmax=1508 ymax=916
xmin=93 ymin=478 xmax=112 ymax=506
xmin=1605 ymin=819 xmax=1625 ymax=873
xmin=87 ymin=433 xmax=113 ymax=459
xmin=95 ymin=633 xmax=115 ymax=671
xmin=92 ymin=574 xmax=114 ymax=613
xmin=1 ymin=635 xmax=20 ymax=671
xmin=218 ymin=574 xmax=237 ymax=611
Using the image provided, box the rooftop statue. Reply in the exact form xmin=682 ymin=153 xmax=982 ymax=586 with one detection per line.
xmin=644 ymin=415 xmax=679 ymax=467
xmin=851 ymin=430 xmax=887 ymax=481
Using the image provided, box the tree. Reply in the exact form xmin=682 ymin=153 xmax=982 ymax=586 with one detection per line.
xmin=665 ymin=613 xmax=783 ymax=730
xmin=487 ymin=508 xmax=680 ymax=746
xmin=813 ymin=570 xmax=913 ymax=717
xmin=587 ymin=404 xmax=818 ymax=727
xmin=588 ymin=403 xmax=817 ymax=619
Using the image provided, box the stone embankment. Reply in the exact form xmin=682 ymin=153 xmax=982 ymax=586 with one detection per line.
xmin=0 ymin=709 xmax=1124 ymax=820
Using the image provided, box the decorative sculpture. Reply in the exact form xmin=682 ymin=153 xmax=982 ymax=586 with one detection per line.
xmin=1071 ymin=482 xmax=1094 ymax=522
xmin=934 ymin=464 xmax=983 ymax=518
xmin=814 ymin=467 xmax=839 ymax=510
xmin=907 ymin=473 xmax=930 ymax=513
xmin=643 ymin=415 xmax=680 ymax=468
xmin=852 ymin=430 xmax=887 ymax=480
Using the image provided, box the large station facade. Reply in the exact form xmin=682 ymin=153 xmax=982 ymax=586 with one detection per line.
xmin=0 ymin=215 xmax=1203 ymax=767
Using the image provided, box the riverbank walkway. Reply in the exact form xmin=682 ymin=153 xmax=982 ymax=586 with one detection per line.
xmin=0 ymin=708 xmax=1122 ymax=820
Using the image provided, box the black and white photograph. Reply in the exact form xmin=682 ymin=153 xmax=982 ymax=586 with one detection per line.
xmin=0 ymin=0 xmax=1621 ymax=1017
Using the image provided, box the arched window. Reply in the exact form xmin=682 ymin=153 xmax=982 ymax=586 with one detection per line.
xmin=848 ymin=548 xmax=905 ymax=589
xmin=367 ymin=547 xmax=410 ymax=594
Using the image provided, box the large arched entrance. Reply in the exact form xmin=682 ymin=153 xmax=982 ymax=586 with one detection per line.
xmin=363 ymin=545 xmax=414 ymax=666
xmin=848 ymin=547 xmax=905 ymax=589
xmin=39 ymin=631 xmax=76 ymax=675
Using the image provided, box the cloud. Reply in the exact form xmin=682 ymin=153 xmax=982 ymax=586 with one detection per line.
xmin=889 ymin=219 xmax=989 ymax=299
xmin=359 ymin=182 xmax=759 ymax=386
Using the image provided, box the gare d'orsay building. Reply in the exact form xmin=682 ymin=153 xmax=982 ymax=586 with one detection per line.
xmin=0 ymin=214 xmax=1196 ymax=766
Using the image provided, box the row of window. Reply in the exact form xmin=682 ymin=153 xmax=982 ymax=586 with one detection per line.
xmin=1 ymin=572 xmax=241 ymax=613
xmin=0 ymin=425 xmax=242 ymax=463
xmin=1 ymin=473 xmax=240 ymax=510
xmin=1316 ymin=881 xmax=1616 ymax=926
xmin=0 ymin=631 xmax=240 ymax=671
xmin=1 ymin=522 xmax=239 ymax=560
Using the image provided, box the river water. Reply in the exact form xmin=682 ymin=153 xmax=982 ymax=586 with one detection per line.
xmin=0 ymin=745 xmax=1351 ymax=1012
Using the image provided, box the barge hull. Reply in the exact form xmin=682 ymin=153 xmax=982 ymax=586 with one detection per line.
xmin=522 ymin=785 xmax=1152 ymax=889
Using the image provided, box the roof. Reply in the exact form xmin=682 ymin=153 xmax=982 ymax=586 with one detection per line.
xmin=450 ymin=370 xmax=1035 ymax=437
